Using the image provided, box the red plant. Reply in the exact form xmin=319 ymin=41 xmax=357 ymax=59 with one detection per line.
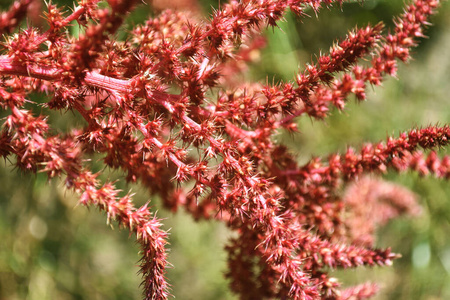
xmin=0 ymin=0 xmax=448 ymax=299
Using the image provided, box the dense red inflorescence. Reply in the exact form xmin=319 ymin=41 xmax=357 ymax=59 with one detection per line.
xmin=0 ymin=0 xmax=447 ymax=299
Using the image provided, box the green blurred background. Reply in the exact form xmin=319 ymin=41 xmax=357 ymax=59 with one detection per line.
xmin=0 ymin=0 xmax=449 ymax=299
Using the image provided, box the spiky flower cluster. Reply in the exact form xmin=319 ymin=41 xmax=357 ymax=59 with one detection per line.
xmin=0 ymin=0 xmax=448 ymax=299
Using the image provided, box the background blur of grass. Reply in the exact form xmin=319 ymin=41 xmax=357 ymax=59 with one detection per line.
xmin=0 ymin=0 xmax=449 ymax=299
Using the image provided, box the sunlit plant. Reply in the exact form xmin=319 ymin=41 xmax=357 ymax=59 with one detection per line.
xmin=0 ymin=0 xmax=448 ymax=299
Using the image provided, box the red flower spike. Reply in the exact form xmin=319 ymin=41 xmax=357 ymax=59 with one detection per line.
xmin=0 ymin=0 xmax=447 ymax=299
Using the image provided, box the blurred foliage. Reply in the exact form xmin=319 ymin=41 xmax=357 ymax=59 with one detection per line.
xmin=0 ymin=0 xmax=449 ymax=299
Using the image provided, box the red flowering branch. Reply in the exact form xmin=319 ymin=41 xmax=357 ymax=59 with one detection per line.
xmin=276 ymin=126 xmax=450 ymax=179
xmin=343 ymin=176 xmax=421 ymax=247
xmin=0 ymin=104 xmax=170 ymax=298
xmin=74 ymin=172 xmax=171 ymax=300
xmin=0 ymin=0 xmax=448 ymax=299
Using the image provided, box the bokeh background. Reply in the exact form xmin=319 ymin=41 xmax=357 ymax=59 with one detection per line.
xmin=0 ymin=0 xmax=449 ymax=299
